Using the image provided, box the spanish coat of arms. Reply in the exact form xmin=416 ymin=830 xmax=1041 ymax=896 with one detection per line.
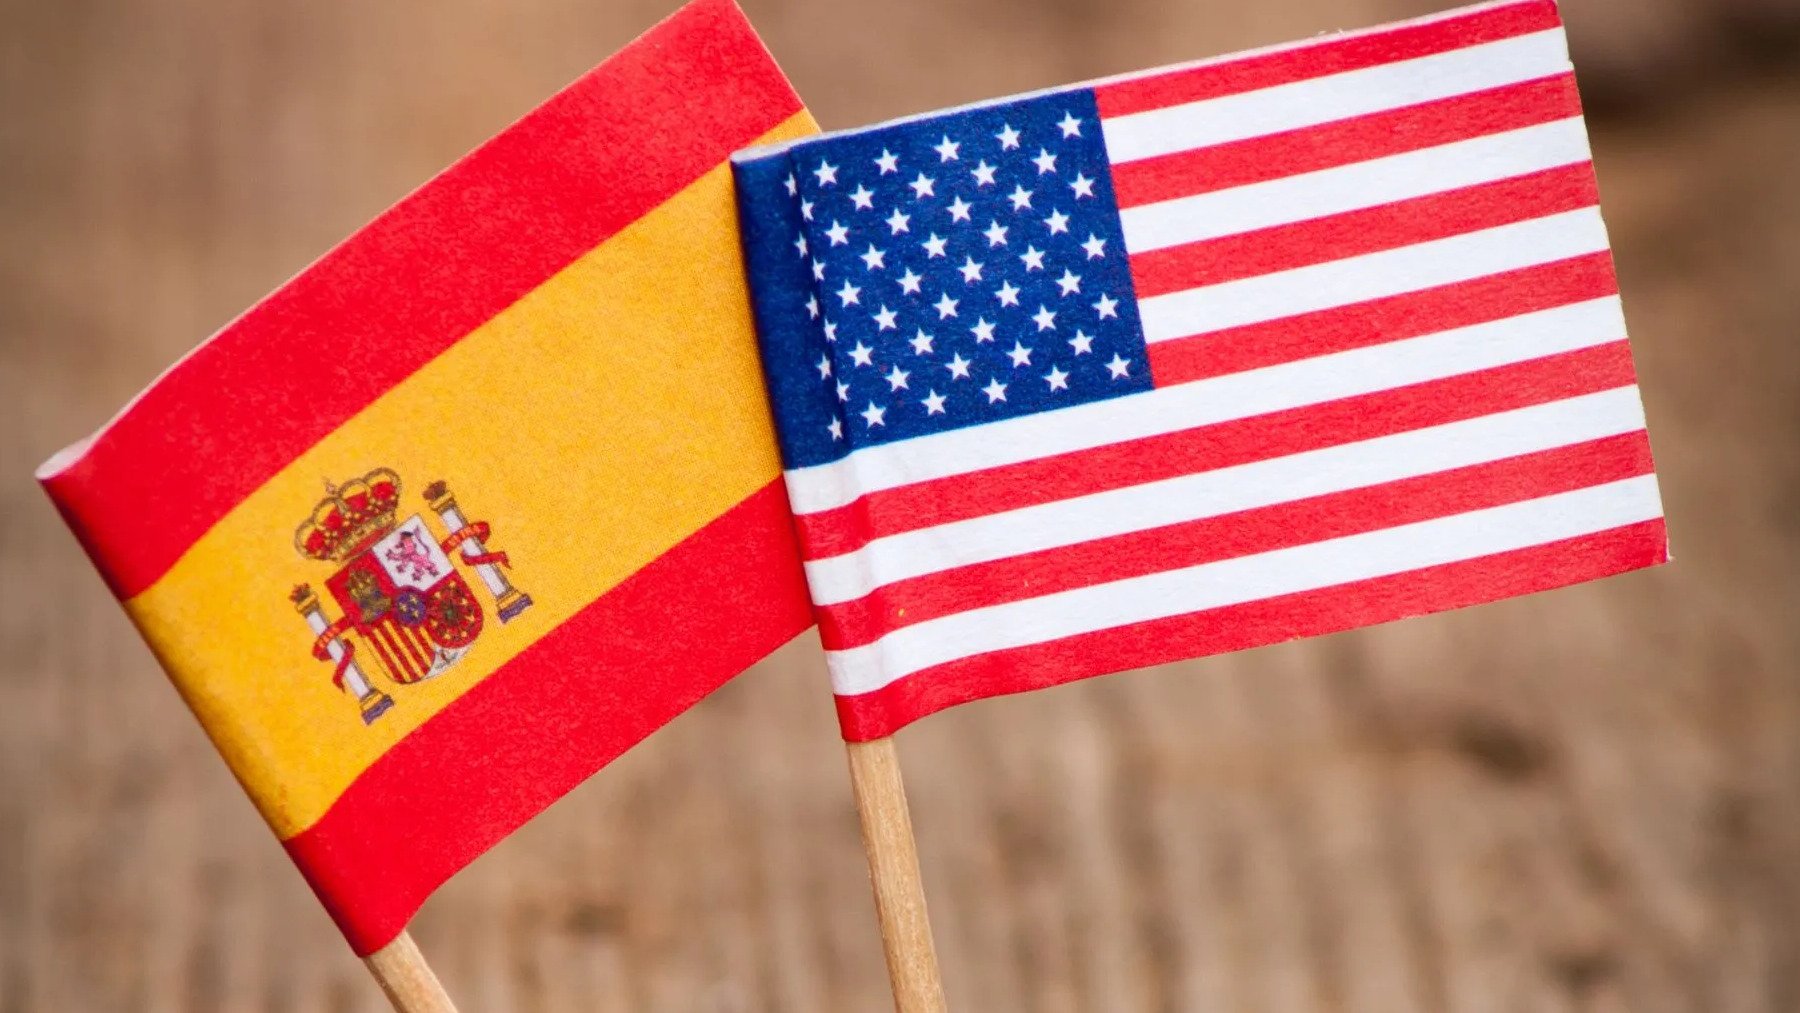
xmin=289 ymin=469 xmax=532 ymax=725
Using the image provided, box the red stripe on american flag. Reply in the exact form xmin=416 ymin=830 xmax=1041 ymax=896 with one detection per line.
xmin=43 ymin=0 xmax=803 ymax=601
xmin=1147 ymin=251 xmax=1619 ymax=386
xmin=1128 ymin=162 xmax=1599 ymax=297
xmin=795 ymin=341 xmax=1638 ymax=561
xmin=819 ymin=431 xmax=1654 ymax=650
xmin=1093 ymin=0 xmax=1560 ymax=119
xmin=834 ymin=518 xmax=1668 ymax=740
xmin=1110 ymin=74 xmax=1582 ymax=208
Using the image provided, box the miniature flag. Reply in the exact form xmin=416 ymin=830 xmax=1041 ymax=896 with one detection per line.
xmin=734 ymin=0 xmax=1668 ymax=741
xmin=37 ymin=0 xmax=815 ymax=955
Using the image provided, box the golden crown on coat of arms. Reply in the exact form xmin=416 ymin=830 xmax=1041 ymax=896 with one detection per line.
xmin=294 ymin=467 xmax=403 ymax=562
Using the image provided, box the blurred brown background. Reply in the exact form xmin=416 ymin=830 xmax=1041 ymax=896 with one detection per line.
xmin=4 ymin=0 xmax=1800 ymax=1009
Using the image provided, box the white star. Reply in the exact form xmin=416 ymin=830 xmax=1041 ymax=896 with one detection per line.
xmin=816 ymin=354 xmax=833 ymax=379
xmin=910 ymin=329 xmax=935 ymax=355
xmin=1032 ymin=305 xmax=1057 ymax=331
xmin=814 ymin=160 xmax=838 ymax=186
xmin=921 ymin=233 xmax=948 ymax=258
xmin=1081 ymin=234 xmax=1107 ymax=259
xmin=805 ymin=295 xmax=820 ymax=319
xmin=1007 ymin=341 xmax=1033 ymax=367
xmin=861 ymin=401 xmax=887 ymax=428
xmin=1044 ymin=209 xmax=1071 ymax=235
xmin=836 ymin=380 xmax=850 ymax=401
xmin=784 ymin=173 xmax=798 ymax=195
xmin=971 ymin=160 xmax=998 ymax=187
xmin=1007 ymin=185 xmax=1034 ymax=211
xmin=1020 ymin=246 xmax=1046 ymax=271
xmin=812 ymin=259 xmax=826 ymax=281
xmin=794 ymin=233 xmax=809 ymax=257
xmin=885 ymin=364 xmax=911 ymax=390
xmin=1032 ymin=148 xmax=1058 ymax=175
xmin=946 ymin=353 xmax=973 ymax=379
xmin=996 ymin=123 xmax=1022 ymax=150
xmin=982 ymin=377 xmax=1009 ymax=403
xmin=1106 ymin=354 xmax=1132 ymax=378
xmin=1045 ymin=365 xmax=1071 ymax=390
xmin=886 ymin=208 xmax=911 ymax=234
xmin=1057 ymin=111 xmax=1082 ymax=138
xmin=874 ymin=149 xmax=900 ymax=174
xmin=801 ymin=199 xmax=816 ymax=220
xmin=984 ymin=220 xmax=1009 ymax=247
xmin=1094 ymin=293 xmax=1120 ymax=319
xmin=933 ymin=135 xmax=961 ymax=162
xmin=827 ymin=417 xmax=843 ymax=440
xmin=823 ymin=319 xmax=838 ymax=342
xmin=947 ymin=196 xmax=974 ymax=223
xmin=909 ymin=173 xmax=936 ymax=199
xmin=1056 ymin=269 xmax=1081 ymax=296
xmin=969 ymin=318 xmax=997 ymax=343
xmin=1069 ymin=173 xmax=1095 ymax=199
xmin=825 ymin=220 xmax=850 ymax=246
xmin=872 ymin=305 xmax=899 ymax=330
xmin=849 ymin=341 xmax=875 ymax=366
xmin=958 ymin=256 xmax=984 ymax=283
xmin=1069 ymin=330 xmax=1094 ymax=355
xmin=897 ymin=267 xmax=924 ymax=295
xmin=836 ymin=280 xmax=861 ymax=306
xmin=933 ymin=292 xmax=960 ymax=319
xmin=860 ymin=244 xmax=886 ymax=271
xmin=922 ymin=390 xmax=947 ymax=415
xmin=994 ymin=280 xmax=1021 ymax=307
xmin=850 ymin=184 xmax=875 ymax=210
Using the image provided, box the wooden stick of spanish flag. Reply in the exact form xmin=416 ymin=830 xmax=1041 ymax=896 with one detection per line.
xmin=36 ymin=0 xmax=1670 ymax=1010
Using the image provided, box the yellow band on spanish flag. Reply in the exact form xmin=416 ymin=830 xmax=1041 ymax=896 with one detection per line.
xmin=128 ymin=116 xmax=814 ymax=839
xmin=39 ymin=0 xmax=818 ymax=955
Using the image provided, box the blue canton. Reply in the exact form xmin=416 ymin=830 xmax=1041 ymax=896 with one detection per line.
xmin=737 ymin=88 xmax=1152 ymax=469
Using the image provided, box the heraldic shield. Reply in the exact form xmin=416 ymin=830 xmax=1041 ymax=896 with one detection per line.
xmin=290 ymin=468 xmax=533 ymax=725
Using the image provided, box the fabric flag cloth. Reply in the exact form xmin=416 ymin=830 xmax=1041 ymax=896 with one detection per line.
xmin=734 ymin=0 xmax=1669 ymax=742
xmin=38 ymin=0 xmax=815 ymax=955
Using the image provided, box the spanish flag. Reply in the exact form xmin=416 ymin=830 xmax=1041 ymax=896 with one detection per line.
xmin=36 ymin=0 xmax=815 ymax=956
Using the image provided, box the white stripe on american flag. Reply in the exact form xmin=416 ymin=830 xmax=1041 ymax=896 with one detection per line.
xmin=786 ymin=0 xmax=1663 ymax=718
xmin=1099 ymin=29 xmax=1569 ymax=164
xmin=803 ymin=386 xmax=1646 ymax=607
xmin=824 ymin=476 xmax=1661 ymax=696
xmin=783 ymin=295 xmax=1626 ymax=514
xmin=1135 ymin=207 xmax=1610 ymax=343
xmin=1118 ymin=117 xmax=1592 ymax=254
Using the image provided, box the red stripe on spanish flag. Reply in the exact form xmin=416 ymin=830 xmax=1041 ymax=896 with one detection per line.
xmin=287 ymin=481 xmax=809 ymax=954
xmin=44 ymin=0 xmax=803 ymax=602
xmin=38 ymin=0 xmax=818 ymax=956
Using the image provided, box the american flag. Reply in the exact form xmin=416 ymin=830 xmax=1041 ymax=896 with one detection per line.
xmin=734 ymin=0 xmax=1668 ymax=740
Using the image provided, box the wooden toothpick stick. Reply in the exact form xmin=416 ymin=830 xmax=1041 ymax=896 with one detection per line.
xmin=845 ymin=736 xmax=949 ymax=1012
xmin=363 ymin=930 xmax=459 ymax=1013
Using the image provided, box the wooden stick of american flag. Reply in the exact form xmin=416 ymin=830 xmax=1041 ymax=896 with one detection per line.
xmin=363 ymin=933 xmax=459 ymax=1013
xmin=732 ymin=2 xmax=1666 ymax=1005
